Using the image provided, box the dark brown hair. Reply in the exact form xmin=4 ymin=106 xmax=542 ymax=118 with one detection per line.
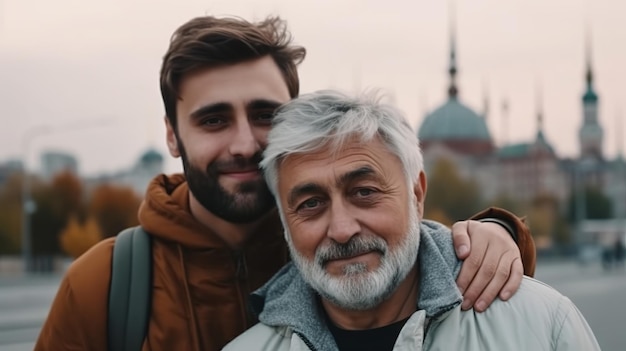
xmin=160 ymin=16 xmax=306 ymax=128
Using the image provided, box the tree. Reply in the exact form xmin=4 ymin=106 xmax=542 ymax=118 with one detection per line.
xmin=425 ymin=158 xmax=484 ymax=222
xmin=566 ymin=185 xmax=613 ymax=222
xmin=424 ymin=207 xmax=453 ymax=227
xmin=30 ymin=178 xmax=63 ymax=256
xmin=50 ymin=171 xmax=84 ymax=218
xmin=0 ymin=174 xmax=24 ymax=254
xmin=526 ymin=194 xmax=560 ymax=248
xmin=59 ymin=215 xmax=102 ymax=258
xmin=89 ymin=184 xmax=141 ymax=239
xmin=31 ymin=172 xmax=85 ymax=257
xmin=491 ymin=194 xmax=525 ymax=217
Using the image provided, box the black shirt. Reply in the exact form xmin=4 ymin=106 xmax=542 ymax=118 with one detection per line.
xmin=327 ymin=316 xmax=411 ymax=351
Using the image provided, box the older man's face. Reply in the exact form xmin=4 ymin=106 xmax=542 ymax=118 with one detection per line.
xmin=277 ymin=136 xmax=424 ymax=310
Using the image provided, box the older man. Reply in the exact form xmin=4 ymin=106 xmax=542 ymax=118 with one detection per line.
xmin=224 ymin=90 xmax=599 ymax=350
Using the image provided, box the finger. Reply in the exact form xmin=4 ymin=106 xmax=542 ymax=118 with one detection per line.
xmin=460 ymin=242 xmax=496 ymax=311
xmin=472 ymin=250 xmax=518 ymax=312
xmin=456 ymin=223 xmax=487 ymax=297
xmin=451 ymin=220 xmax=471 ymax=259
xmin=498 ymin=257 xmax=523 ymax=301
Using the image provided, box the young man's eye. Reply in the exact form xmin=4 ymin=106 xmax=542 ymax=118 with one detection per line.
xmin=202 ymin=117 xmax=226 ymax=126
xmin=254 ymin=111 xmax=275 ymax=123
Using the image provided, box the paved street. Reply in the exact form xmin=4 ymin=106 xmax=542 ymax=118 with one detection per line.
xmin=0 ymin=274 xmax=60 ymax=351
xmin=534 ymin=260 xmax=626 ymax=351
xmin=0 ymin=260 xmax=624 ymax=350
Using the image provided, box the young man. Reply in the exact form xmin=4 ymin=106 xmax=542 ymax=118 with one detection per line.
xmin=35 ymin=16 xmax=535 ymax=351
xmin=224 ymin=90 xmax=599 ymax=350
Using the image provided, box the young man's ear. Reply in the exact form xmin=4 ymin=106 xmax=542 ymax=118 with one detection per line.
xmin=414 ymin=171 xmax=427 ymax=219
xmin=165 ymin=116 xmax=180 ymax=158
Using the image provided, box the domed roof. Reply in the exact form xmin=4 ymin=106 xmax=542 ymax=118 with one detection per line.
xmin=140 ymin=148 xmax=163 ymax=164
xmin=418 ymin=98 xmax=491 ymax=142
xmin=582 ymin=87 xmax=598 ymax=103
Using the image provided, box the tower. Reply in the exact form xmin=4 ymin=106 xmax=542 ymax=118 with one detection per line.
xmin=578 ymin=27 xmax=603 ymax=160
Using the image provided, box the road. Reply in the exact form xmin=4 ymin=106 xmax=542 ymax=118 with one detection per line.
xmin=534 ymin=260 xmax=626 ymax=351
xmin=0 ymin=260 xmax=624 ymax=350
xmin=0 ymin=275 xmax=60 ymax=351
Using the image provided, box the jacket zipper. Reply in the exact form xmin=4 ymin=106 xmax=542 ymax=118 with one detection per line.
xmin=294 ymin=331 xmax=320 ymax=351
xmin=235 ymin=252 xmax=252 ymax=327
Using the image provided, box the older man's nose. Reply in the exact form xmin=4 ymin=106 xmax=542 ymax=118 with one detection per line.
xmin=326 ymin=202 xmax=361 ymax=244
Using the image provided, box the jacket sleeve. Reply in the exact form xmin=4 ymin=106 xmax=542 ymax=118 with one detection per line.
xmin=34 ymin=238 xmax=114 ymax=351
xmin=553 ymin=298 xmax=601 ymax=351
xmin=470 ymin=207 xmax=536 ymax=277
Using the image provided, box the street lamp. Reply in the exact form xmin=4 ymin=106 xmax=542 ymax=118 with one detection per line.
xmin=21 ymin=126 xmax=51 ymax=273
xmin=20 ymin=119 xmax=112 ymax=273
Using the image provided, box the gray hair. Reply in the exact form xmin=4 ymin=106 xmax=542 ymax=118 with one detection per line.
xmin=260 ymin=89 xmax=424 ymax=199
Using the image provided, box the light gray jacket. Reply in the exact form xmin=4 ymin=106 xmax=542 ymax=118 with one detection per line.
xmin=224 ymin=221 xmax=600 ymax=351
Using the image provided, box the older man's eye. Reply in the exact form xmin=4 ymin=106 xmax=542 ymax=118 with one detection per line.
xmin=355 ymin=188 xmax=375 ymax=197
xmin=301 ymin=198 xmax=321 ymax=209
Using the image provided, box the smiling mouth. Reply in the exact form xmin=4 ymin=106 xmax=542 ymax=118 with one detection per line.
xmin=221 ymin=169 xmax=261 ymax=180
xmin=324 ymin=249 xmax=382 ymax=265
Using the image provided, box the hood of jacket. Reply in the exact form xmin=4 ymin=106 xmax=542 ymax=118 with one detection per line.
xmin=137 ymin=173 xmax=284 ymax=250
xmin=248 ymin=220 xmax=463 ymax=350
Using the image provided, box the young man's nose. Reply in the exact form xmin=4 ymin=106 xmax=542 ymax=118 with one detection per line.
xmin=229 ymin=120 xmax=260 ymax=158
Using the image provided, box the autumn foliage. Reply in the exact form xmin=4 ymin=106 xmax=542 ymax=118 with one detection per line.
xmin=0 ymin=170 xmax=142 ymax=258
xmin=88 ymin=184 xmax=141 ymax=239
xmin=60 ymin=216 xmax=103 ymax=258
xmin=424 ymin=158 xmax=483 ymax=222
xmin=58 ymin=182 xmax=141 ymax=258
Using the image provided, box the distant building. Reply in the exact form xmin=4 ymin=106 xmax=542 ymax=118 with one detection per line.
xmin=85 ymin=148 xmax=164 ymax=197
xmin=0 ymin=159 xmax=23 ymax=187
xmin=417 ymin=18 xmax=624 ymax=249
xmin=40 ymin=151 xmax=78 ymax=180
xmin=126 ymin=148 xmax=165 ymax=195
xmin=418 ymin=32 xmax=494 ymax=159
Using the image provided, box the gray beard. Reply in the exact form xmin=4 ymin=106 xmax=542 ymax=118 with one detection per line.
xmin=287 ymin=202 xmax=421 ymax=311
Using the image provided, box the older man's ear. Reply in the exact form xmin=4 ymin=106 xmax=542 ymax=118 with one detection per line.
xmin=413 ymin=171 xmax=427 ymax=219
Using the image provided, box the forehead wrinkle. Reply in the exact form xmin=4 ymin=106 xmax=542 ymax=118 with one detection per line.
xmin=336 ymin=165 xmax=378 ymax=189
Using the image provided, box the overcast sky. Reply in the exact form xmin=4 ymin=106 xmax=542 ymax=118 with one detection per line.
xmin=1 ymin=0 xmax=625 ymax=176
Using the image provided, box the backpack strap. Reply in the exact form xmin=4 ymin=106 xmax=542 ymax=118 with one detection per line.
xmin=108 ymin=226 xmax=153 ymax=351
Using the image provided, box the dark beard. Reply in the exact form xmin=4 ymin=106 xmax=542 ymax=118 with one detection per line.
xmin=178 ymin=142 xmax=276 ymax=224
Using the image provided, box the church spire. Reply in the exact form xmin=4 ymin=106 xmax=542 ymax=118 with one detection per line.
xmin=582 ymin=22 xmax=598 ymax=103
xmin=578 ymin=19 xmax=603 ymax=160
xmin=585 ymin=26 xmax=593 ymax=86
xmin=617 ymin=107 xmax=623 ymax=160
xmin=482 ymin=79 xmax=489 ymax=120
xmin=535 ymin=80 xmax=546 ymax=142
xmin=447 ymin=0 xmax=458 ymax=99
xmin=537 ymin=80 xmax=543 ymax=129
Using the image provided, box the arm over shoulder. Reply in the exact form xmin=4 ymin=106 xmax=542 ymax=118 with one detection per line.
xmin=471 ymin=207 xmax=536 ymax=277
xmin=34 ymin=238 xmax=115 ymax=351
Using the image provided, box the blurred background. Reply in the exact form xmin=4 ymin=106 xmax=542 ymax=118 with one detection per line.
xmin=0 ymin=0 xmax=625 ymax=350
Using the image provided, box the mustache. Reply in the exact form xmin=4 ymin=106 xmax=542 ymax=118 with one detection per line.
xmin=316 ymin=235 xmax=387 ymax=267
xmin=207 ymin=153 xmax=263 ymax=174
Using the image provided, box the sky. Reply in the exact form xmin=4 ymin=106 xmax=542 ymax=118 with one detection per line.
xmin=1 ymin=0 xmax=626 ymax=176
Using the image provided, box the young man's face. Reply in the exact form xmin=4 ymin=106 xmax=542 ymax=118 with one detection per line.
xmin=276 ymin=136 xmax=426 ymax=310
xmin=166 ymin=56 xmax=291 ymax=223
